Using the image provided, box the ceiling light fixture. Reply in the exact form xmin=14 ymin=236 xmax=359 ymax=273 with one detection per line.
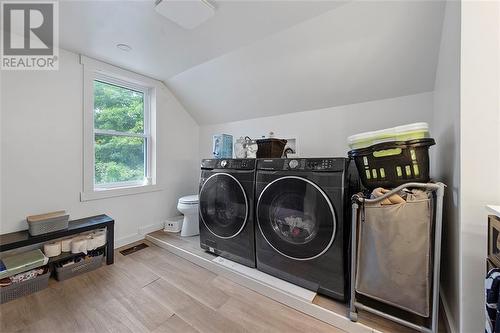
xmin=154 ymin=0 xmax=215 ymax=30
xmin=116 ymin=43 xmax=132 ymax=52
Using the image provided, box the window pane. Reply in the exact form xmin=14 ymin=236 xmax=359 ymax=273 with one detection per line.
xmin=94 ymin=134 xmax=145 ymax=185
xmin=94 ymin=80 xmax=144 ymax=134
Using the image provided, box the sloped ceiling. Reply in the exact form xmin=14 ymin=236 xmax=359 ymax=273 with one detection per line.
xmin=59 ymin=1 xmax=347 ymax=78
xmin=59 ymin=1 xmax=445 ymax=125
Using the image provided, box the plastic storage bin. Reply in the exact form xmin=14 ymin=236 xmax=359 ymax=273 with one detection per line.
xmin=0 ymin=269 xmax=50 ymax=304
xmin=28 ymin=214 xmax=69 ymax=236
xmin=55 ymin=254 xmax=103 ymax=281
xmin=348 ymin=123 xmax=429 ymax=150
xmin=212 ymin=134 xmax=233 ymax=159
xmin=256 ymin=138 xmax=287 ymax=158
xmin=348 ymin=138 xmax=435 ymax=189
xmin=0 ymin=249 xmax=48 ymax=279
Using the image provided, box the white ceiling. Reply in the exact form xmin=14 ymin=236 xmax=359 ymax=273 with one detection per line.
xmin=59 ymin=1 xmax=445 ymax=125
xmin=59 ymin=0 xmax=346 ymax=79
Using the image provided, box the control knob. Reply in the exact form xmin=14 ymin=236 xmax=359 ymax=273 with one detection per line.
xmin=289 ymin=160 xmax=299 ymax=169
xmin=221 ymin=160 xmax=228 ymax=167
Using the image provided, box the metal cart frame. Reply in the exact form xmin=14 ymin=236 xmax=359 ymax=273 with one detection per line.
xmin=349 ymin=182 xmax=445 ymax=333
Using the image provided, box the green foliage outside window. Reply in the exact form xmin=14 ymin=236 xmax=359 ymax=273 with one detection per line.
xmin=94 ymin=81 xmax=146 ymax=185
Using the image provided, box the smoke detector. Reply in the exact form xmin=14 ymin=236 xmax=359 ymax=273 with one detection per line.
xmin=155 ymin=0 xmax=216 ymax=30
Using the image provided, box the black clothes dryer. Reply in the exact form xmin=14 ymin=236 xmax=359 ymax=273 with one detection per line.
xmin=254 ymin=158 xmax=358 ymax=301
xmin=199 ymin=159 xmax=256 ymax=268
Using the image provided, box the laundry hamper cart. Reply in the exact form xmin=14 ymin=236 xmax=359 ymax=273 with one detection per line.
xmin=349 ymin=182 xmax=445 ymax=333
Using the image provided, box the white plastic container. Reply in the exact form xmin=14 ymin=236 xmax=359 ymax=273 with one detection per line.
xmin=348 ymin=122 xmax=430 ymax=150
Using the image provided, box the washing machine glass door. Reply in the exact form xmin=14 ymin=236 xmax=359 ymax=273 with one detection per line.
xmin=199 ymin=173 xmax=248 ymax=239
xmin=257 ymin=176 xmax=336 ymax=260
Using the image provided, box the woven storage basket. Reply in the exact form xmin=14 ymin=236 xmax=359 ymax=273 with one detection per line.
xmin=55 ymin=254 xmax=103 ymax=281
xmin=256 ymin=138 xmax=287 ymax=158
xmin=0 ymin=269 xmax=50 ymax=304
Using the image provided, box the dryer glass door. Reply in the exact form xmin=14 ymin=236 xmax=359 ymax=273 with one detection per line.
xmin=257 ymin=176 xmax=336 ymax=260
xmin=199 ymin=173 xmax=248 ymax=239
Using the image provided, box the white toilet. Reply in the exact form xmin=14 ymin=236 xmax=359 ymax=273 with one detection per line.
xmin=177 ymin=195 xmax=200 ymax=236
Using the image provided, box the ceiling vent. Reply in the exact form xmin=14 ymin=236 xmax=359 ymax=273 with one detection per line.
xmin=155 ymin=0 xmax=216 ymax=30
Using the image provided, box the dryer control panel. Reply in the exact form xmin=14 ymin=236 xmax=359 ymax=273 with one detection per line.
xmin=257 ymin=158 xmax=346 ymax=172
xmin=201 ymin=158 xmax=256 ymax=170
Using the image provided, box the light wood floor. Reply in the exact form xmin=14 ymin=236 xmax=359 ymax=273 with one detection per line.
xmin=0 ymin=240 xmax=345 ymax=333
xmin=147 ymin=230 xmax=447 ymax=333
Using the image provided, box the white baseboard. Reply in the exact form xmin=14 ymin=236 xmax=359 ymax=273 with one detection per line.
xmin=114 ymin=233 xmax=145 ymax=248
xmin=114 ymin=222 xmax=164 ymax=249
xmin=440 ymin=289 xmax=458 ymax=333
xmin=138 ymin=222 xmax=164 ymax=235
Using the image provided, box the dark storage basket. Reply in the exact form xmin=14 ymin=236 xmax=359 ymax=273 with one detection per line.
xmin=256 ymin=138 xmax=287 ymax=158
xmin=348 ymin=138 xmax=435 ymax=189
xmin=55 ymin=254 xmax=103 ymax=281
xmin=0 ymin=269 xmax=50 ymax=304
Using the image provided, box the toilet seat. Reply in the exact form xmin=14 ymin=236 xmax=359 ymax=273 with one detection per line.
xmin=179 ymin=195 xmax=199 ymax=205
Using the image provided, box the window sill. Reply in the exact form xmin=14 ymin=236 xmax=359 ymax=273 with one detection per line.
xmin=80 ymin=184 xmax=162 ymax=202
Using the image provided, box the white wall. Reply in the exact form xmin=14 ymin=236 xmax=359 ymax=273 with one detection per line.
xmin=432 ymin=2 xmax=461 ymax=332
xmin=460 ymin=1 xmax=500 ymax=332
xmin=199 ymin=92 xmax=434 ymax=159
xmin=0 ymin=49 xmax=200 ymax=246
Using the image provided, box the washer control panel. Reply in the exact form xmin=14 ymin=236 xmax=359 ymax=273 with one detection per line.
xmin=305 ymin=159 xmax=337 ymax=171
xmin=257 ymin=158 xmax=346 ymax=171
xmin=201 ymin=159 xmax=256 ymax=170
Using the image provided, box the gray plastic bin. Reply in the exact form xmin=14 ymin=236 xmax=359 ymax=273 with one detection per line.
xmin=0 ymin=269 xmax=50 ymax=304
xmin=55 ymin=254 xmax=103 ymax=281
xmin=28 ymin=215 xmax=69 ymax=236
xmin=355 ymin=190 xmax=433 ymax=317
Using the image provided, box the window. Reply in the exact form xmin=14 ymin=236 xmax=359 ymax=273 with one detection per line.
xmin=93 ymin=77 xmax=150 ymax=188
xmin=81 ymin=56 xmax=158 ymax=201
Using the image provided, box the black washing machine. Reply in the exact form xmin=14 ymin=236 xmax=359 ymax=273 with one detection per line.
xmin=199 ymin=159 xmax=256 ymax=268
xmin=255 ymin=158 xmax=358 ymax=301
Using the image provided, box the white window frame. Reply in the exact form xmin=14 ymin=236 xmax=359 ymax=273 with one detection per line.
xmin=81 ymin=56 xmax=160 ymax=201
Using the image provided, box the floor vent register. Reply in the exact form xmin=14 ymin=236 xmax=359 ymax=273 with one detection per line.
xmin=119 ymin=243 xmax=149 ymax=256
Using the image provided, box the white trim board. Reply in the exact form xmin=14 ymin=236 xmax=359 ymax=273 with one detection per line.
xmin=115 ymin=233 xmax=145 ymax=249
xmin=146 ymin=233 xmax=378 ymax=333
xmin=212 ymin=256 xmax=316 ymax=303
xmin=115 ymin=222 xmax=164 ymax=249
xmin=439 ymin=289 xmax=457 ymax=333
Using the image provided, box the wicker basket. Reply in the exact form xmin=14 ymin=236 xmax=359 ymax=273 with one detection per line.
xmin=28 ymin=215 xmax=69 ymax=236
xmin=0 ymin=269 xmax=50 ymax=304
xmin=256 ymin=138 xmax=287 ymax=158
xmin=55 ymin=254 xmax=103 ymax=281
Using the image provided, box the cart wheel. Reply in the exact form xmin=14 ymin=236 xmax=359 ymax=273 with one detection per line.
xmin=349 ymin=311 xmax=358 ymax=322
